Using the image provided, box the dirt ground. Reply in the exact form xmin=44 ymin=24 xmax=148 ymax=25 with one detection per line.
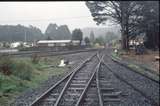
xmin=120 ymin=49 xmax=159 ymax=74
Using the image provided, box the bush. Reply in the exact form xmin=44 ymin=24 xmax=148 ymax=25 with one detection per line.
xmin=31 ymin=53 xmax=40 ymax=64
xmin=0 ymin=55 xmax=13 ymax=75
xmin=0 ymin=55 xmax=33 ymax=80
xmin=0 ymin=74 xmax=4 ymax=89
xmin=0 ymin=74 xmax=15 ymax=94
xmin=12 ymin=61 xmax=33 ymax=81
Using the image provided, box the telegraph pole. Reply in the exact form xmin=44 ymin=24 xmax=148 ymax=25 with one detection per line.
xmin=24 ymin=30 xmax=26 ymax=42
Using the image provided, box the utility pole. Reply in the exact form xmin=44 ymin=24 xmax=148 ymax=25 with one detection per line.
xmin=24 ymin=30 xmax=26 ymax=42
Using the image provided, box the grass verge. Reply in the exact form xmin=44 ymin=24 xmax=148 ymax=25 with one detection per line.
xmin=0 ymin=55 xmax=67 ymax=106
xmin=111 ymin=51 xmax=159 ymax=82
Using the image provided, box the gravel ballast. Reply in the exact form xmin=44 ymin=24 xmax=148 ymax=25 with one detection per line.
xmin=103 ymin=50 xmax=159 ymax=105
xmin=101 ymin=64 xmax=153 ymax=106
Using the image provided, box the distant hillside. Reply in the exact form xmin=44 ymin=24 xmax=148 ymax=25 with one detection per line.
xmin=81 ymin=26 xmax=121 ymax=38
xmin=0 ymin=25 xmax=43 ymax=42
xmin=45 ymin=23 xmax=71 ymax=40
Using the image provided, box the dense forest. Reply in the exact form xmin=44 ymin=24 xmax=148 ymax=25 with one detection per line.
xmin=0 ymin=23 xmax=72 ymax=42
xmin=45 ymin=23 xmax=71 ymax=40
xmin=0 ymin=25 xmax=43 ymax=42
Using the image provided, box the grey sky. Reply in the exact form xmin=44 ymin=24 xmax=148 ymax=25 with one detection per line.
xmin=0 ymin=2 xmax=112 ymax=33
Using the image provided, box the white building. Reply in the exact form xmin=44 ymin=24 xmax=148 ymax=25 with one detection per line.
xmin=37 ymin=40 xmax=80 ymax=47
xmin=10 ymin=42 xmax=22 ymax=48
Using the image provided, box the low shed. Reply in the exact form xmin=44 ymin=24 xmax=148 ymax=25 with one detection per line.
xmin=37 ymin=40 xmax=71 ymax=47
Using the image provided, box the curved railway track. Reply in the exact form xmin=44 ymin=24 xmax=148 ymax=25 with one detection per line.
xmin=102 ymin=54 xmax=159 ymax=106
xmin=15 ymin=49 xmax=158 ymax=106
xmin=1 ymin=49 xmax=99 ymax=57
xmin=77 ymin=53 xmax=103 ymax=106
xmin=107 ymin=54 xmax=159 ymax=83
xmin=30 ymin=52 xmax=99 ymax=106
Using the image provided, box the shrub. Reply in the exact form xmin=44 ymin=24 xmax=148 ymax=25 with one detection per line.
xmin=43 ymin=57 xmax=49 ymax=63
xmin=0 ymin=74 xmax=4 ymax=89
xmin=12 ymin=61 xmax=33 ymax=81
xmin=0 ymin=73 xmax=27 ymax=96
xmin=0 ymin=55 xmax=33 ymax=80
xmin=31 ymin=53 xmax=40 ymax=64
xmin=0 ymin=55 xmax=13 ymax=75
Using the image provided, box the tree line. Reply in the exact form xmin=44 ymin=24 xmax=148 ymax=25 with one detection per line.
xmin=0 ymin=23 xmax=120 ymax=47
xmin=45 ymin=23 xmax=72 ymax=40
xmin=0 ymin=25 xmax=43 ymax=42
xmin=0 ymin=24 xmax=80 ymax=43
xmin=86 ymin=1 xmax=159 ymax=50
xmin=0 ymin=23 xmax=89 ymax=46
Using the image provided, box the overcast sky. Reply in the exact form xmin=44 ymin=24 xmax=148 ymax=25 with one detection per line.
xmin=0 ymin=2 xmax=112 ymax=33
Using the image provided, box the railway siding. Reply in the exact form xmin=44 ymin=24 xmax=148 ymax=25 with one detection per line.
xmin=111 ymin=53 xmax=159 ymax=82
xmin=103 ymin=51 xmax=159 ymax=105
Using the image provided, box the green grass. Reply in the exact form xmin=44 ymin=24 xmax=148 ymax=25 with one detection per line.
xmin=0 ymin=56 xmax=67 ymax=106
xmin=111 ymin=52 xmax=122 ymax=60
xmin=128 ymin=64 xmax=140 ymax=69
xmin=128 ymin=64 xmax=159 ymax=82
xmin=0 ymin=74 xmax=28 ymax=106
xmin=111 ymin=51 xmax=159 ymax=82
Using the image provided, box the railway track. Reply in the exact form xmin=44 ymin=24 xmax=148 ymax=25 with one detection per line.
xmin=98 ymin=56 xmax=123 ymax=106
xmin=102 ymin=54 xmax=159 ymax=106
xmin=75 ymin=52 xmax=158 ymax=106
xmin=108 ymin=53 xmax=159 ymax=83
xmin=104 ymin=48 xmax=159 ymax=83
xmin=77 ymin=53 xmax=102 ymax=106
xmin=13 ymin=49 xmax=158 ymax=106
xmin=1 ymin=48 xmax=99 ymax=57
xmin=79 ymin=54 xmax=124 ymax=106
xmin=30 ymin=51 xmax=127 ymax=106
xmin=29 ymin=52 xmax=99 ymax=106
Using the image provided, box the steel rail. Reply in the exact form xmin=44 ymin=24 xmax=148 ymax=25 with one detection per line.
xmin=101 ymin=57 xmax=158 ymax=106
xmin=1 ymin=49 xmax=99 ymax=59
xmin=96 ymin=53 xmax=104 ymax=106
xmin=54 ymin=53 xmax=97 ymax=106
xmin=30 ymin=72 xmax=72 ymax=106
xmin=30 ymin=53 xmax=96 ymax=106
xmin=111 ymin=56 xmax=159 ymax=83
xmin=75 ymin=61 xmax=101 ymax=106
xmin=76 ymin=53 xmax=104 ymax=106
xmin=96 ymin=63 xmax=103 ymax=106
xmin=1 ymin=48 xmax=99 ymax=56
xmin=106 ymin=53 xmax=159 ymax=83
